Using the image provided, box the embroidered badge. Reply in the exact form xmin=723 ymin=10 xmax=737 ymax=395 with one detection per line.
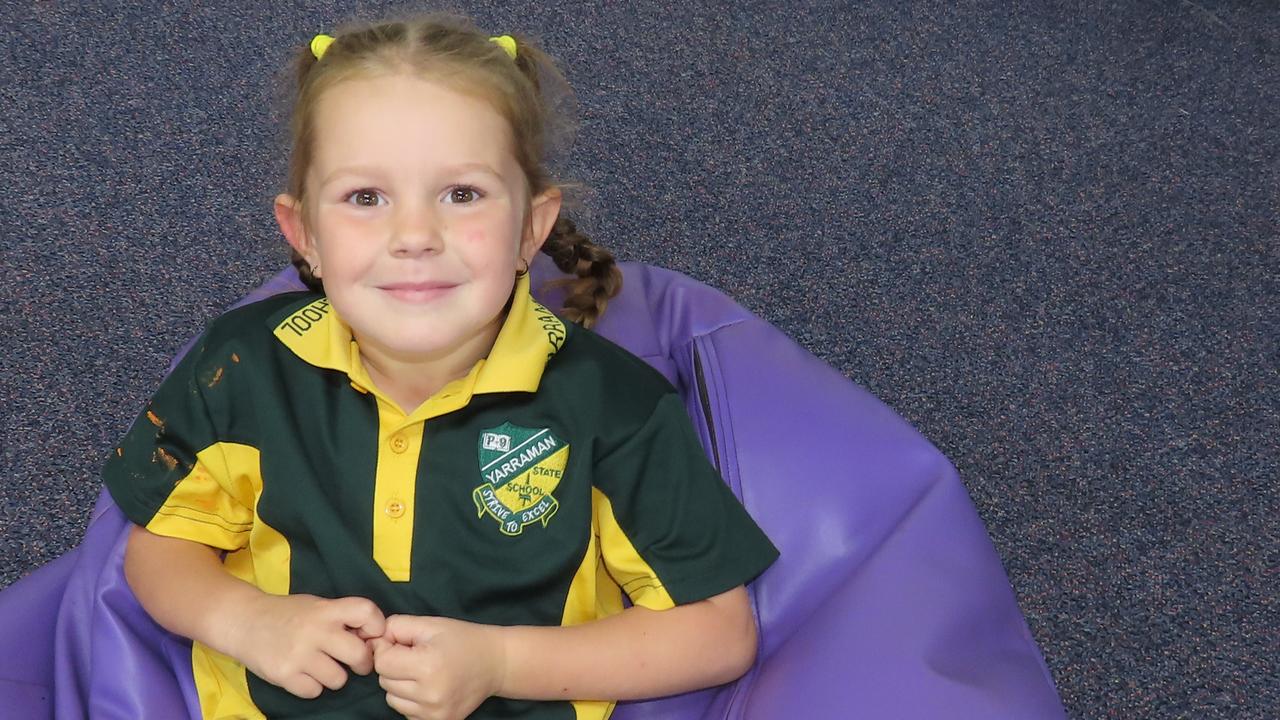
xmin=473 ymin=423 xmax=570 ymax=536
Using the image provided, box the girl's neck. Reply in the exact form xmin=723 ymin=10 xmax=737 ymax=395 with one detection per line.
xmin=356 ymin=322 xmax=503 ymax=413
xmin=361 ymin=354 xmax=456 ymax=413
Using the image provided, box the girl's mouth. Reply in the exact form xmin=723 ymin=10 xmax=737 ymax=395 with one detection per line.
xmin=379 ymin=281 xmax=458 ymax=303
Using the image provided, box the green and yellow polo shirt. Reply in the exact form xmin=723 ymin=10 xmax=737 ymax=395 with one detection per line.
xmin=104 ymin=275 xmax=778 ymax=720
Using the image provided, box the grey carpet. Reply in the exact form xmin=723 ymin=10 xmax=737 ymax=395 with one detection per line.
xmin=1 ymin=2 xmax=1276 ymax=719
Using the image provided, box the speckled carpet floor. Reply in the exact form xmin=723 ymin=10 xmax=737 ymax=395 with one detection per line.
xmin=1 ymin=2 xmax=1276 ymax=718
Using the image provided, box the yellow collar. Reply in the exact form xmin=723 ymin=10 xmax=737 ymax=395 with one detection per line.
xmin=273 ymin=274 xmax=566 ymax=402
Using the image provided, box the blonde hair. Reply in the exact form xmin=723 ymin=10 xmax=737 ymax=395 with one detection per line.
xmin=284 ymin=13 xmax=620 ymax=327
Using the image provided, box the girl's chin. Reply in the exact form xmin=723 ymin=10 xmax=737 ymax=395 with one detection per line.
xmin=349 ymin=314 xmax=504 ymax=366
xmin=363 ymin=338 xmax=457 ymax=361
xmin=356 ymin=330 xmax=490 ymax=364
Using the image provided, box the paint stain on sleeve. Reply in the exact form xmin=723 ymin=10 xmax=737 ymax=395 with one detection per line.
xmin=116 ymin=447 xmax=123 ymax=457
xmin=153 ymin=448 xmax=179 ymax=471
xmin=146 ymin=410 xmax=164 ymax=429
xmin=206 ymin=366 xmax=224 ymax=388
xmin=231 ymin=353 xmax=240 ymax=363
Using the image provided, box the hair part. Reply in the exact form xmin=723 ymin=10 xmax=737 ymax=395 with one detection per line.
xmin=284 ymin=13 xmax=620 ymax=327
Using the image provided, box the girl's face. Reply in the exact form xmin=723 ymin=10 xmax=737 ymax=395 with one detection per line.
xmin=277 ymin=73 xmax=559 ymax=375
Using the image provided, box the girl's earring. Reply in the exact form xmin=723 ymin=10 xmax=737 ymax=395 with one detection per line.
xmin=516 ymin=258 xmax=529 ymax=278
xmin=312 ymin=262 xmax=321 ymax=278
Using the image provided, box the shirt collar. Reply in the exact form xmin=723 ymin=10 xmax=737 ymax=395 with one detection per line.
xmin=272 ymin=274 xmax=566 ymax=398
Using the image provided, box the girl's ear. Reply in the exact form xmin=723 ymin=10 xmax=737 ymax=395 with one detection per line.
xmin=521 ymin=187 xmax=563 ymax=261
xmin=274 ymin=194 xmax=315 ymax=264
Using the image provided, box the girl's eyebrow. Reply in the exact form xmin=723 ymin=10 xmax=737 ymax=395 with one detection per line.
xmin=318 ymin=165 xmax=385 ymax=186
xmin=318 ymin=162 xmax=503 ymax=186
xmin=438 ymin=162 xmax=503 ymax=178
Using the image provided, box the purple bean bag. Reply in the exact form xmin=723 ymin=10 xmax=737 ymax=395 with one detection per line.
xmin=0 ymin=260 xmax=1066 ymax=719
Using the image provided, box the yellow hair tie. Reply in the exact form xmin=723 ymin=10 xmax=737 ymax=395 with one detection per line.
xmin=489 ymin=35 xmax=517 ymax=60
xmin=310 ymin=34 xmax=336 ymax=61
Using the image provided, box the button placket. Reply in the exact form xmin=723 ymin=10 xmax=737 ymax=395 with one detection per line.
xmin=383 ymin=428 xmax=414 ymax=519
xmin=372 ymin=414 xmax=419 ymax=581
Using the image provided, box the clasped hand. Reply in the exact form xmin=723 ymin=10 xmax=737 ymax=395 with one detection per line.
xmin=372 ymin=615 xmax=506 ymax=720
xmin=228 ymin=593 xmax=503 ymax=720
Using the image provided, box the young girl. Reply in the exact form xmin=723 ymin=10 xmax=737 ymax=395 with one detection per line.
xmin=105 ymin=13 xmax=777 ymax=720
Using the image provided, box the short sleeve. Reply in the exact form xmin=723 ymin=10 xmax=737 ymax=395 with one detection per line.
xmin=102 ymin=338 xmax=259 ymax=552
xmin=594 ymin=393 xmax=778 ymax=609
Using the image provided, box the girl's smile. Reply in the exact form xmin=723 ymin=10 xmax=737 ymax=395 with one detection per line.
xmin=378 ymin=280 xmax=459 ymax=304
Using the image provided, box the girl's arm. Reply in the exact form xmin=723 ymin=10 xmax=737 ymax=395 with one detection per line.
xmin=498 ymin=585 xmax=758 ymax=699
xmin=373 ymin=586 xmax=758 ymax=718
xmin=124 ymin=526 xmax=386 ymax=698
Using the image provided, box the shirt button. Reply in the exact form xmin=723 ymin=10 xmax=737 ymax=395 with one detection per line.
xmin=385 ymin=500 xmax=406 ymax=518
xmin=390 ymin=435 xmax=409 ymax=453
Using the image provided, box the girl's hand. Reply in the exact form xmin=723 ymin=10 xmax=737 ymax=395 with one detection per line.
xmin=226 ymin=593 xmax=386 ymax=699
xmin=373 ymin=615 xmax=507 ymax=720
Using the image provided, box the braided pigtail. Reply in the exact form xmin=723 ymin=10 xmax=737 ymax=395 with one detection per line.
xmin=494 ymin=37 xmax=618 ymax=326
xmin=540 ymin=218 xmax=622 ymax=328
xmin=290 ymin=251 xmax=323 ymax=292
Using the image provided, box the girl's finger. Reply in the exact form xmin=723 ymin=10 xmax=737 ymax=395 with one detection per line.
xmin=323 ymin=627 xmax=375 ymax=675
xmin=377 ymin=676 xmax=419 ymax=697
xmin=384 ymin=691 xmax=425 ymax=718
xmin=281 ymin=672 xmax=323 ymax=700
xmin=373 ymin=642 xmax=424 ymax=679
xmin=368 ymin=635 xmax=394 ymax=657
xmin=305 ymin=652 xmax=350 ymax=691
xmin=336 ymin=596 xmax=387 ymax=639
xmin=384 ymin=614 xmax=446 ymax=646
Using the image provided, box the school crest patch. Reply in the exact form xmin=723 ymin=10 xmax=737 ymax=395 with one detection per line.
xmin=472 ymin=423 xmax=569 ymax=536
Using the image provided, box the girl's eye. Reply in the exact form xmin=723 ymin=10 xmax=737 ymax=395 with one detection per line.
xmin=347 ymin=190 xmax=384 ymax=207
xmin=446 ymin=187 xmax=481 ymax=204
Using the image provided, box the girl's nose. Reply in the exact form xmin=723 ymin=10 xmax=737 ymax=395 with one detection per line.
xmin=389 ymin=202 xmax=443 ymax=255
